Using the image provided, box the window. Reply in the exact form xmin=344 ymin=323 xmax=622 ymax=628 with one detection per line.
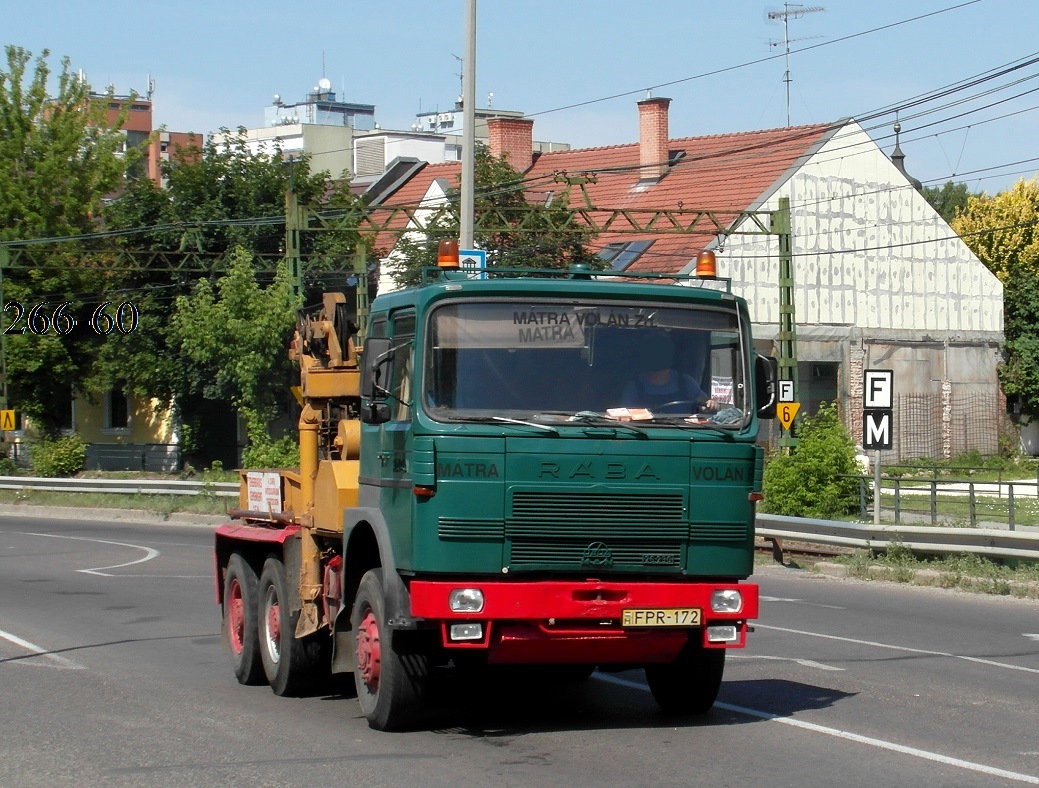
xmin=598 ymin=240 xmax=654 ymax=271
xmin=104 ymin=389 xmax=131 ymax=433
xmin=424 ymin=300 xmax=750 ymax=428
xmin=58 ymin=391 xmax=75 ymax=436
xmin=389 ymin=314 xmax=415 ymax=422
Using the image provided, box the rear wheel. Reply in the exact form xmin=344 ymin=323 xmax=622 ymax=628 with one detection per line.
xmin=351 ymin=569 xmax=429 ymax=731
xmin=222 ymin=553 xmax=265 ymax=685
xmin=645 ymin=640 xmax=726 ymax=716
xmin=258 ymin=556 xmax=324 ymax=696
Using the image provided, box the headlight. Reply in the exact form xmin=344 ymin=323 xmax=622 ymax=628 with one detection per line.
xmin=706 ymin=625 xmax=739 ymax=643
xmin=711 ymin=589 xmax=743 ymax=613
xmin=449 ymin=588 xmax=485 ymax=613
xmin=449 ymin=622 xmax=484 ymax=641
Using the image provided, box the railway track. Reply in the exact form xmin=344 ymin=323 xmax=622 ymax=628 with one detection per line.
xmin=755 ymin=537 xmax=855 ymax=564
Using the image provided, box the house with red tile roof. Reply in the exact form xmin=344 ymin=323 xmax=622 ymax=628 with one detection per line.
xmin=366 ymin=98 xmax=1005 ymax=460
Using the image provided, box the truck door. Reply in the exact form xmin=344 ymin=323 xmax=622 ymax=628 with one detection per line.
xmin=376 ymin=311 xmax=416 ymax=539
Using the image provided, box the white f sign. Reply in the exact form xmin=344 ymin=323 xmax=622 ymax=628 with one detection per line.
xmin=864 ymin=370 xmax=893 ymax=409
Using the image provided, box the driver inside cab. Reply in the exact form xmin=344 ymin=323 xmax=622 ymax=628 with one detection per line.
xmin=621 ymin=335 xmax=717 ymax=414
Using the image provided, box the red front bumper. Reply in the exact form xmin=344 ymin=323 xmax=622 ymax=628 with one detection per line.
xmin=409 ymin=579 xmax=758 ymax=665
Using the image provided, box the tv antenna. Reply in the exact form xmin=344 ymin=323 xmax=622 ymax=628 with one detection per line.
xmin=767 ymin=4 xmax=825 ymax=126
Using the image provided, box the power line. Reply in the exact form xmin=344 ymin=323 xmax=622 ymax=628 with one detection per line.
xmin=527 ymin=1 xmax=982 ymax=118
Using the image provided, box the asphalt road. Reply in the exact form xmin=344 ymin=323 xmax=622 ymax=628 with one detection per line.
xmin=1 ymin=511 xmax=1037 ymax=787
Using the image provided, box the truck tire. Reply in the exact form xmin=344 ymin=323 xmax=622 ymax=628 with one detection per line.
xmin=645 ymin=640 xmax=726 ymax=716
xmin=258 ymin=556 xmax=324 ymax=696
xmin=222 ymin=553 xmax=265 ymax=685
xmin=351 ymin=568 xmax=429 ymax=731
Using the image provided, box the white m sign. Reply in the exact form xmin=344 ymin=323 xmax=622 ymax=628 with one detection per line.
xmin=863 ymin=409 xmax=892 ymax=451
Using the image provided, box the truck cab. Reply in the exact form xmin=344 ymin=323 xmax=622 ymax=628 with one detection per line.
xmin=216 ymin=257 xmax=776 ymax=731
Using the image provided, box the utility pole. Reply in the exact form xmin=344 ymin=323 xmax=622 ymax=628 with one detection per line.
xmin=0 ymin=246 xmax=7 ymax=412
xmin=285 ymin=187 xmax=303 ymax=300
xmin=774 ymin=197 xmax=799 ymax=450
xmin=767 ymin=4 xmax=825 ymax=127
xmin=460 ymin=0 xmax=477 ymax=249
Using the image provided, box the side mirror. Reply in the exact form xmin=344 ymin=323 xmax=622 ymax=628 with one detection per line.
xmin=360 ymin=337 xmax=392 ymax=424
xmin=755 ymin=355 xmax=778 ymax=419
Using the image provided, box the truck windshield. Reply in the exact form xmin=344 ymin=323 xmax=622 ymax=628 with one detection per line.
xmin=424 ymin=300 xmax=750 ymax=428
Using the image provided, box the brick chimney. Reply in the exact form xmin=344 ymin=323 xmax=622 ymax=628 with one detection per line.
xmin=637 ymin=97 xmax=671 ymax=181
xmin=487 ymin=116 xmax=534 ymax=172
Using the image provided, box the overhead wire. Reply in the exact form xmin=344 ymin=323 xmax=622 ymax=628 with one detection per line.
xmin=527 ymin=1 xmax=985 ymax=118
xmin=5 ymin=5 xmax=1039 ymax=260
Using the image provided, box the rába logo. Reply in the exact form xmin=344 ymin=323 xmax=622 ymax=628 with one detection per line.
xmin=581 ymin=541 xmax=614 ymax=568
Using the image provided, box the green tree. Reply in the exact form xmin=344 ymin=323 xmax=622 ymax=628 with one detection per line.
xmin=387 ymin=146 xmax=602 ymax=288
xmin=169 ymin=247 xmax=300 ymax=464
xmin=0 ymin=46 xmax=140 ymax=432
xmin=762 ymin=402 xmax=862 ymax=518
xmin=922 ymin=180 xmax=974 ymax=223
xmin=97 ymin=134 xmax=366 ymax=447
xmin=0 ymin=46 xmax=135 ymax=241
xmin=105 ymin=131 xmax=329 ymax=257
xmin=951 ymin=179 xmax=1039 ymax=413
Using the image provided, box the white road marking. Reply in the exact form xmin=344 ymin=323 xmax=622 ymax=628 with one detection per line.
xmin=730 ymin=654 xmax=844 ymax=671
xmin=22 ymin=532 xmax=159 ymax=576
xmin=1024 ymin=634 xmax=1039 ymax=642
xmin=761 ymin=595 xmax=845 ymax=610
xmin=758 ymin=623 xmax=1039 ymax=675
xmin=595 ymin=674 xmax=1039 ymax=785
xmin=0 ymin=627 xmax=85 ymax=670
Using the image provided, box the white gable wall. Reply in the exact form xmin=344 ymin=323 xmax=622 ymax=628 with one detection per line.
xmin=698 ymin=120 xmax=1006 ymax=458
xmin=715 ymin=120 xmax=1002 ymax=335
xmin=377 ymin=177 xmax=453 ymax=295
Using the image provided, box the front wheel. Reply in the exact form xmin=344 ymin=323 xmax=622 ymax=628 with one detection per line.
xmin=351 ymin=569 xmax=429 ymax=731
xmin=645 ymin=640 xmax=726 ymax=716
xmin=258 ymin=556 xmax=324 ymax=696
xmin=222 ymin=553 xmax=265 ymax=685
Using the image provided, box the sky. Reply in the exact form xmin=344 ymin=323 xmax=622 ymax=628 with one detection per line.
xmin=5 ymin=0 xmax=1038 ymax=195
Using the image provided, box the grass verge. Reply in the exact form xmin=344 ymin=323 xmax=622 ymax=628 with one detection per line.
xmin=0 ymin=488 xmax=232 ymax=518
xmin=818 ymin=543 xmax=1039 ymax=599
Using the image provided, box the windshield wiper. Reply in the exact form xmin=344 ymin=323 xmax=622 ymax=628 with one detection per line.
xmin=491 ymin=416 xmax=559 ymax=433
xmin=444 ymin=414 xmax=559 ymax=434
xmin=639 ymin=414 xmax=742 ymax=438
xmin=538 ymin=411 xmax=648 ymax=437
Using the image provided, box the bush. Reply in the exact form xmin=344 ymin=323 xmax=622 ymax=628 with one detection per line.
xmin=30 ymin=434 xmax=88 ymax=477
xmin=241 ymin=434 xmax=299 ymax=469
xmin=0 ymin=455 xmax=20 ymax=476
xmin=762 ymin=402 xmax=861 ymax=519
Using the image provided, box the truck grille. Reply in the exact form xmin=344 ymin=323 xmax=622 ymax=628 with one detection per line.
xmin=510 ymin=491 xmax=685 ymax=528
xmin=509 ymin=540 xmax=681 ymax=569
xmin=438 ymin=518 xmax=505 ymax=540
xmin=689 ymin=522 xmax=750 ymax=542
xmin=507 ymin=491 xmax=686 ymax=570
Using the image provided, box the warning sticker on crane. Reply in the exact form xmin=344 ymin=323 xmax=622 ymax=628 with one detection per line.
xmin=246 ymin=471 xmax=282 ymax=514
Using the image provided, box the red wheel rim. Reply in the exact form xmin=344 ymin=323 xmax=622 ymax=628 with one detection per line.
xmin=227 ymin=577 xmax=245 ymax=655
xmin=355 ymin=608 xmax=381 ymax=693
xmin=262 ymin=583 xmax=282 ymax=664
xmin=267 ymin=600 xmax=281 ymax=648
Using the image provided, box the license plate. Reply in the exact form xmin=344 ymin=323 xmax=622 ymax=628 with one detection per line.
xmin=621 ymin=607 xmax=702 ymax=628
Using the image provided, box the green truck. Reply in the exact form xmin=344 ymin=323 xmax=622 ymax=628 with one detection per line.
xmin=215 ymin=249 xmax=776 ymax=730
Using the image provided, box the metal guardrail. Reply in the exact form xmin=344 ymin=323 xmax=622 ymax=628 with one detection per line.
xmin=1 ymin=474 xmax=1037 ymax=561
xmin=757 ymin=514 xmax=1039 ymax=561
xmin=851 ymin=474 xmax=1039 ymax=530
xmin=0 ymin=475 xmax=240 ymax=497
